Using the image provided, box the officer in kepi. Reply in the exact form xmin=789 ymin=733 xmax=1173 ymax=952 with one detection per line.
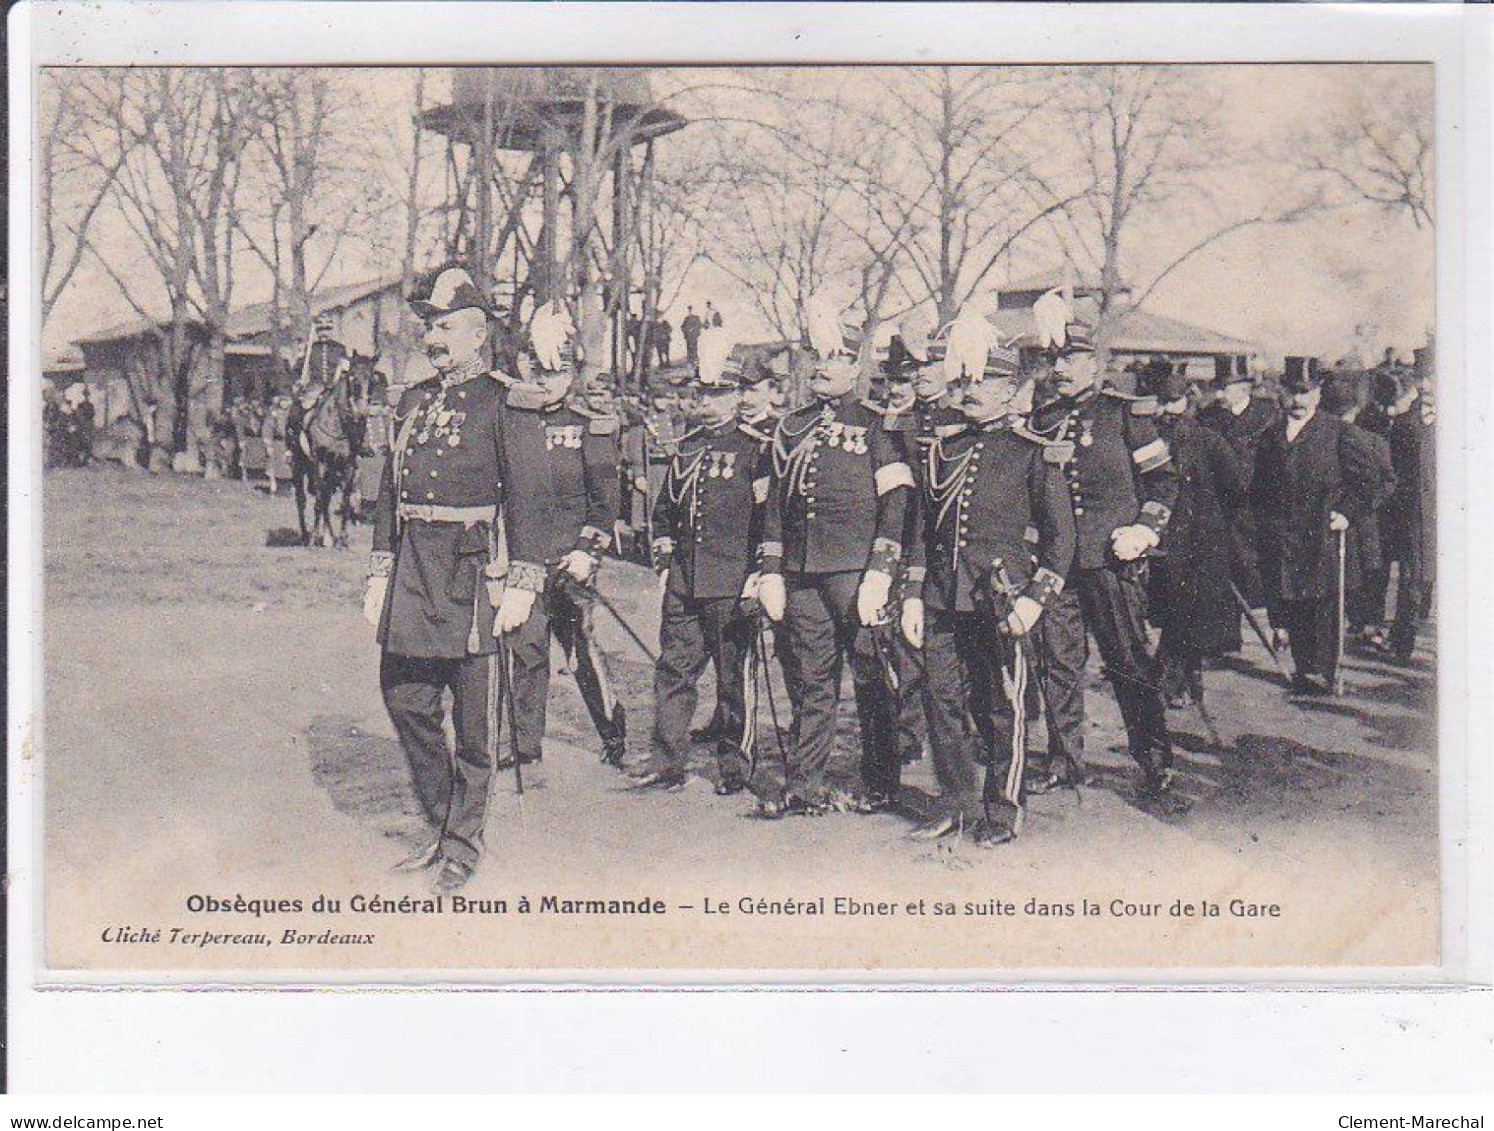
xmin=1027 ymin=293 xmax=1180 ymax=806
xmin=755 ymin=294 xmax=915 ymax=817
xmin=494 ymin=304 xmax=628 ymax=769
xmin=365 ymin=265 xmax=508 ymax=894
xmin=630 ymin=329 xmax=775 ymax=794
xmin=908 ymin=306 xmax=1076 ymax=846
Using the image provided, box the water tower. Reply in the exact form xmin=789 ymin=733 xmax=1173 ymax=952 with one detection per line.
xmin=422 ymin=67 xmax=688 ymax=380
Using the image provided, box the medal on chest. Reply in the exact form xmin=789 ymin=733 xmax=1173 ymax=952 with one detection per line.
xmin=545 ymin=423 xmax=583 ymax=452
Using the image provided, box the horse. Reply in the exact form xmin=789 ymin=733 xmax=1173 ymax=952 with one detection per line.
xmin=285 ymin=339 xmax=381 ymax=548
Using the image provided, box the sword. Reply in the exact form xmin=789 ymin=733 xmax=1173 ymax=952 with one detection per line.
xmin=579 ymin=578 xmax=661 ymax=665
xmin=496 ymin=639 xmax=525 ymax=797
xmin=1231 ymin=581 xmax=1291 ymax=680
xmin=1333 ymin=527 xmax=1347 ymax=697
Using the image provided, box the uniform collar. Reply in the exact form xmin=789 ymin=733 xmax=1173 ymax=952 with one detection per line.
xmin=439 ymin=355 xmax=488 ymax=388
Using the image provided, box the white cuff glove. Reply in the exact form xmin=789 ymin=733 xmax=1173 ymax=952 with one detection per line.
xmin=740 ymin=571 xmax=761 ymax=603
xmin=362 ymin=577 xmax=387 ymax=628
xmin=857 ymin=569 xmax=893 ymax=627
xmin=1110 ymin=523 xmax=1160 ymax=562
xmin=758 ymin=573 xmax=787 ymax=623
xmin=560 ymin=549 xmax=598 ymax=583
xmin=900 ymin=597 xmax=925 ymax=649
xmin=495 ymin=587 xmax=537 ymax=635
xmin=1329 ymin=511 xmax=1349 ymax=532
xmin=1005 ymin=595 xmax=1043 ymax=637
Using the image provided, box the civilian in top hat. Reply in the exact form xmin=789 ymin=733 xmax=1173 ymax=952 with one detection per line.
xmin=1197 ymin=355 xmax=1280 ymax=648
xmin=1143 ymin=360 xmax=1250 ymax=708
xmin=1252 ymin=357 xmax=1390 ymax=695
xmin=1322 ymin=371 xmax=1398 ymax=650
xmin=1027 ymin=297 xmax=1180 ymax=803
xmin=755 ymin=295 xmax=915 ymax=817
xmin=631 ymin=333 xmax=777 ymax=794
xmin=908 ymin=308 xmax=1075 ymax=846
xmin=1383 ymin=353 xmax=1435 ymax=662
xmin=495 ymin=304 xmax=628 ymax=768
xmin=366 ymin=264 xmax=507 ymax=893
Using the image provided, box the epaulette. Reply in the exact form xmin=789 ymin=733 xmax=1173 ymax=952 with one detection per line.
xmin=587 ymin=414 xmax=620 ymax=436
xmin=1100 ymin=387 xmax=1158 ymax=416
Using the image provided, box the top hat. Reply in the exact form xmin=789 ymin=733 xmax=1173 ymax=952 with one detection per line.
xmin=1281 ymin=356 xmax=1323 ymax=391
xmin=1216 ymin=355 xmax=1252 ymax=385
xmin=1146 ymin=358 xmax=1190 ymax=404
xmin=410 ymin=266 xmax=491 ymax=318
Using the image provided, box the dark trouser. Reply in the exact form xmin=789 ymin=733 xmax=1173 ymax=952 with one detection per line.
xmin=380 ymin=651 xmax=496 ymax=868
xmin=924 ymin=608 xmax=1030 ymax=828
xmin=1030 ymin=583 xmax=1088 ymax=781
xmin=652 ymin=583 xmax=752 ymax=781
xmin=1075 ymin=564 xmax=1172 ymax=778
xmin=1278 ymin=594 xmax=1341 ymax=682
xmin=509 ymin=581 xmax=625 ymax=763
xmin=780 ymin=571 xmax=899 ymax=799
xmin=1389 ymin=564 xmax=1430 ymax=659
xmin=892 ymin=627 xmax=931 ymax=765
xmin=1349 ymin=563 xmax=1391 ymax=631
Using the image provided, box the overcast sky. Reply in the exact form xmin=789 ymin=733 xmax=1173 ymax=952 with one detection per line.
xmin=42 ymin=63 xmax=1433 ymax=366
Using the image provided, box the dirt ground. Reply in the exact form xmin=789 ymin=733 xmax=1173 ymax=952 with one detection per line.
xmin=38 ymin=464 xmax=1439 ymax=977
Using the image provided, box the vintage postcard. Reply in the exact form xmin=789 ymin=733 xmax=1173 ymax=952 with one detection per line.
xmin=28 ymin=54 xmax=1445 ymax=981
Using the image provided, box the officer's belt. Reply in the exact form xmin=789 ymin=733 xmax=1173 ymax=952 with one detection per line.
xmin=396 ymin=503 xmax=497 ymax=525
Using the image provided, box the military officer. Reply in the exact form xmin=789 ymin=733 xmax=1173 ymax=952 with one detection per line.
xmin=1252 ymin=358 xmax=1388 ymax=694
xmin=755 ymin=297 xmax=915 ymax=817
xmin=494 ymin=305 xmax=628 ymax=767
xmin=365 ymin=266 xmax=507 ymax=894
xmin=1027 ymin=314 xmax=1180 ymax=803
xmin=907 ymin=311 xmax=1076 ymax=846
xmin=630 ymin=337 xmax=776 ymax=794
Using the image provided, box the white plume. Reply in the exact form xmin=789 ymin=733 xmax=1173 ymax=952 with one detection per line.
xmin=804 ymin=293 xmax=846 ymax=359
xmin=529 ymin=305 xmax=575 ymax=371
xmin=1033 ymin=288 xmax=1070 ymax=350
xmin=898 ymin=313 xmax=934 ymax=362
xmin=943 ymin=304 xmax=993 ymax=384
xmin=697 ymin=326 xmax=736 ymax=384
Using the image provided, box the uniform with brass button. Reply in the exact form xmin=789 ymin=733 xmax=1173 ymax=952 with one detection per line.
xmin=1026 ymin=314 xmax=1180 ymax=800
xmin=755 ymin=297 xmax=915 ymax=815
xmin=366 ymin=266 xmax=507 ymax=893
xmin=636 ymin=338 xmax=776 ymax=794
xmin=497 ymin=307 xmax=627 ymax=769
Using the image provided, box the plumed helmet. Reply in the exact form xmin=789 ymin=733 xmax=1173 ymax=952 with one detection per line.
xmin=696 ymin=326 xmax=738 ymax=388
xmin=804 ymin=293 xmax=854 ymax=360
xmin=943 ymin=304 xmax=994 ymax=385
xmin=528 ymin=305 xmax=577 ymax=372
xmin=1033 ymin=288 xmax=1071 ymax=350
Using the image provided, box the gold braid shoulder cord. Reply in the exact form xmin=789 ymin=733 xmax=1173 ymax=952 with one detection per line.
xmin=772 ymin=405 xmax=832 ymax=500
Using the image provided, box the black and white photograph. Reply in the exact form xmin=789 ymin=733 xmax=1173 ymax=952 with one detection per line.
xmin=29 ymin=53 xmax=1444 ymax=977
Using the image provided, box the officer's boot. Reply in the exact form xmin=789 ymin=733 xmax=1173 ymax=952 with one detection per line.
xmin=601 ymin=702 xmax=629 ymax=768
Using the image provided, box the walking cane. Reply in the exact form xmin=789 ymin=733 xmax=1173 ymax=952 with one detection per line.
xmin=1333 ymin=526 xmax=1348 ymax=697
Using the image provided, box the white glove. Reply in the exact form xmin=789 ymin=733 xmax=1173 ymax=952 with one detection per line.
xmin=758 ymin=573 xmax=787 ymax=622
xmin=740 ymin=572 xmax=761 ymax=603
xmin=1110 ymin=524 xmax=1159 ymax=562
xmin=900 ymin=597 xmax=925 ymax=649
xmin=560 ymin=549 xmax=598 ymax=583
xmin=1329 ymin=511 xmax=1349 ymax=532
xmin=495 ymin=587 xmax=537 ymax=634
xmin=362 ymin=577 xmax=387 ymax=628
xmin=857 ymin=569 xmax=893 ymax=627
xmin=1005 ymin=595 xmax=1043 ymax=637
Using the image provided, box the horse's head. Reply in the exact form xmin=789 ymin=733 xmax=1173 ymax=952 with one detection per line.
xmin=346 ymin=351 xmax=383 ymax=414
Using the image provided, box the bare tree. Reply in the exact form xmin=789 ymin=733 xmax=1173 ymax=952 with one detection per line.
xmin=38 ymin=71 xmax=133 ymax=328
xmin=1293 ymin=68 xmax=1433 ymax=231
xmin=73 ymin=68 xmax=263 ymax=455
xmin=1057 ymin=65 xmax=1316 ymax=351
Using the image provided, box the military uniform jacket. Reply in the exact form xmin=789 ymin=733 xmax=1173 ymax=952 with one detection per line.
xmin=1031 ymin=388 xmax=1179 ymax=571
xmin=897 ymin=398 xmax=971 ymax=592
xmin=759 ymin=392 xmax=914 ymax=577
xmin=653 ymin=419 xmax=772 ymax=601
xmin=920 ymin=421 xmax=1076 ymax=615
xmin=500 ymin=397 xmax=620 ymax=587
xmin=372 ymin=373 xmax=507 ymax=659
xmin=1251 ymin=411 xmax=1386 ymax=603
